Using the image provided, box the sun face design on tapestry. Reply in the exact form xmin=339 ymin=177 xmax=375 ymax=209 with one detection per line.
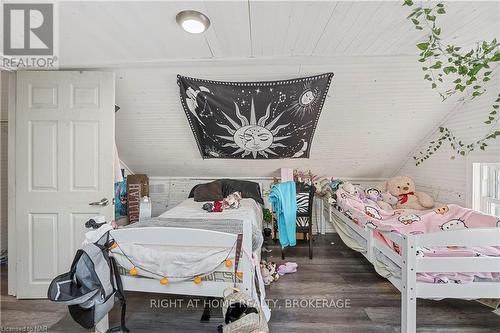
xmin=217 ymin=100 xmax=291 ymax=158
xmin=177 ymin=73 xmax=333 ymax=159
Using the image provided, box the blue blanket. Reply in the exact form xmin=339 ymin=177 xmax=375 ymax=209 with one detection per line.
xmin=269 ymin=181 xmax=297 ymax=247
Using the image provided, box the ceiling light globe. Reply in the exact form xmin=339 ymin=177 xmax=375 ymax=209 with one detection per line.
xmin=176 ymin=10 xmax=210 ymax=34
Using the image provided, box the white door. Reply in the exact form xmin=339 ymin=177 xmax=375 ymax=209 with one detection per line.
xmin=15 ymin=71 xmax=115 ymax=298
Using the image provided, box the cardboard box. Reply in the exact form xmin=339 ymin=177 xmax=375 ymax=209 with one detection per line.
xmin=127 ymin=174 xmax=149 ymax=223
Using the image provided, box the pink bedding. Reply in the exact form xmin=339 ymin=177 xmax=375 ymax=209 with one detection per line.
xmin=336 ymin=188 xmax=500 ymax=283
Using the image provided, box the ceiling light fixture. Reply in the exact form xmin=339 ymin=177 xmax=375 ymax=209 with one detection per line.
xmin=176 ymin=10 xmax=210 ymax=34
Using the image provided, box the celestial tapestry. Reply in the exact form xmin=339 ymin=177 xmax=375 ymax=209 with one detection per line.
xmin=177 ymin=73 xmax=333 ymax=159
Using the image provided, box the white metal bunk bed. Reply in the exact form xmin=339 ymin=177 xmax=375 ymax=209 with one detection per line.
xmin=330 ymin=205 xmax=500 ymax=333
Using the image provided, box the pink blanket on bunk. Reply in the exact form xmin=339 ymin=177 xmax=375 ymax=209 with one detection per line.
xmin=336 ymin=188 xmax=500 ymax=283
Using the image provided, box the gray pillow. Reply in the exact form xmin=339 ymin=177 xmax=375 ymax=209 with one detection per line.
xmin=219 ymin=179 xmax=264 ymax=205
xmin=193 ymin=181 xmax=223 ymax=202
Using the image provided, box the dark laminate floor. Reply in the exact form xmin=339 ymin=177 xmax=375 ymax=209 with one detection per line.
xmin=1 ymin=234 xmax=500 ymax=332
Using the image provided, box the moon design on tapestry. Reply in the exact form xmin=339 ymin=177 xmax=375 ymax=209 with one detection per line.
xmin=287 ymin=81 xmax=322 ymax=118
xmin=292 ymin=139 xmax=308 ymax=158
xmin=301 ymin=90 xmax=315 ymax=105
xmin=185 ymin=86 xmax=211 ymax=125
xmin=177 ymin=73 xmax=333 ymax=159
xmin=217 ymin=99 xmax=291 ymax=158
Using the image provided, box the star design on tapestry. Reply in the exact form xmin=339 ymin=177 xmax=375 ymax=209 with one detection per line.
xmin=204 ymin=146 xmax=225 ymax=158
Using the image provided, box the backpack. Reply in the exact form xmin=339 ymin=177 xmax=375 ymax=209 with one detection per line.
xmin=47 ymin=232 xmax=128 ymax=332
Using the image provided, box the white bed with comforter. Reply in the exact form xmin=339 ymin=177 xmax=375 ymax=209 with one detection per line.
xmin=96 ymin=198 xmax=268 ymax=332
xmin=329 ymin=192 xmax=500 ymax=333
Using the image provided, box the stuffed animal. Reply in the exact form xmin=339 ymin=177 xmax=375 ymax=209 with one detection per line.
xmin=379 ymin=192 xmax=398 ymax=210
xmin=343 ymin=182 xmax=376 ymax=205
xmin=386 ymin=176 xmax=434 ymax=210
xmin=260 ymin=264 xmax=273 ymax=285
xmin=357 ymin=188 xmax=368 ymax=202
xmin=312 ymin=176 xmax=333 ymax=198
xmin=366 ymin=188 xmax=395 ymax=211
xmin=330 ymin=179 xmax=344 ymax=192
xmin=341 ymin=182 xmax=355 ymax=195
xmin=222 ymin=191 xmax=242 ymax=209
xmin=267 ymin=261 xmax=279 ymax=282
xmin=381 ymin=191 xmax=398 ymax=205
xmin=202 ymin=202 xmax=214 ymax=212
xmin=341 ymin=182 xmax=364 ymax=198
xmin=365 ymin=188 xmax=382 ymax=202
xmin=260 ymin=260 xmax=279 ymax=285
xmin=202 ymin=201 xmax=224 ymax=212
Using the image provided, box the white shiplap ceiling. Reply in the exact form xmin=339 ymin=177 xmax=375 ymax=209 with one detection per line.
xmin=54 ymin=1 xmax=500 ymax=178
xmin=58 ymin=1 xmax=500 ymax=67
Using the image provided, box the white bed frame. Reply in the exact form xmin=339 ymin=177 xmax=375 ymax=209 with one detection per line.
xmin=95 ymin=216 xmax=256 ymax=332
xmin=330 ymin=207 xmax=500 ymax=333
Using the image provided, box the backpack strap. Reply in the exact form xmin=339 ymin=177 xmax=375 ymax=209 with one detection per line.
xmin=109 ymin=256 xmax=129 ymax=333
xmin=69 ymin=249 xmax=85 ymax=281
xmin=233 ymin=234 xmax=243 ymax=287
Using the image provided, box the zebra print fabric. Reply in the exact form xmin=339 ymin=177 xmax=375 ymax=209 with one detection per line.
xmin=296 ymin=192 xmax=310 ymax=214
xmin=296 ymin=216 xmax=310 ymax=227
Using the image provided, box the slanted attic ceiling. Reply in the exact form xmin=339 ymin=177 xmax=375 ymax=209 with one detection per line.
xmin=57 ymin=1 xmax=499 ymax=177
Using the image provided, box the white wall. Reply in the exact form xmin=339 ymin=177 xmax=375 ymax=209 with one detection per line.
xmin=0 ymin=71 xmax=8 ymax=251
xmin=397 ymin=77 xmax=500 ymax=207
xmin=113 ymin=56 xmax=458 ymax=179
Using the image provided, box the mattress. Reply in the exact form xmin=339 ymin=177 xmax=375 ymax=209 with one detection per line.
xmin=330 ymin=207 xmax=500 ymax=284
xmin=112 ymin=198 xmax=263 ymax=282
xmin=157 ymin=198 xmax=264 ymax=252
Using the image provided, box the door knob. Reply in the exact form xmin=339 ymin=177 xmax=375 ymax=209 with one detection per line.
xmin=89 ymin=198 xmax=109 ymax=206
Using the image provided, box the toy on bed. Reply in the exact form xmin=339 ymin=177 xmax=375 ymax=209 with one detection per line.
xmin=327 ymin=178 xmax=344 ymax=205
xmin=364 ymin=187 xmax=398 ymax=211
xmin=380 ymin=191 xmax=398 ymax=209
xmin=342 ymin=182 xmax=376 ymax=204
xmin=202 ymin=201 xmax=223 ymax=212
xmin=223 ymin=191 xmax=242 ymax=209
xmin=313 ymin=175 xmax=334 ymax=198
xmin=386 ymin=176 xmax=434 ymax=210
xmin=341 ymin=182 xmax=364 ymax=197
xmin=330 ymin=178 xmax=344 ymax=192
xmin=202 ymin=191 xmax=242 ymax=212
xmin=365 ymin=187 xmax=382 ymax=202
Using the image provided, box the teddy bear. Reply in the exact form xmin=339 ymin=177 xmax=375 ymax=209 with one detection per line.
xmin=386 ymin=176 xmax=434 ymax=210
